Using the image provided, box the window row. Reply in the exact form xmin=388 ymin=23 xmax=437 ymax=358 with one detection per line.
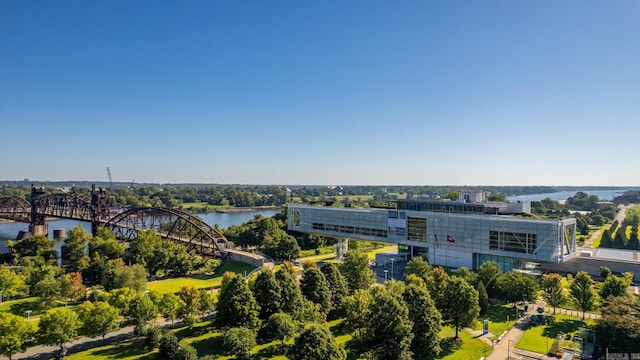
xmin=312 ymin=223 xmax=388 ymax=238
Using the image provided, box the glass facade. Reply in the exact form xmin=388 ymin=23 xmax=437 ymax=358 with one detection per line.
xmin=288 ymin=204 xmax=576 ymax=269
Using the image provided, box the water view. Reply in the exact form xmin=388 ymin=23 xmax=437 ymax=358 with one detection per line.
xmin=0 ymin=208 xmax=282 ymax=252
xmin=507 ymin=188 xmax=639 ymax=202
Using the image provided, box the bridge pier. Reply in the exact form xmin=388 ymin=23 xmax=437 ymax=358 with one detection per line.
xmin=29 ymin=224 xmax=48 ymax=237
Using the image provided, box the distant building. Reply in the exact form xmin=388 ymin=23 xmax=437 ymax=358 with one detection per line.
xmin=288 ymin=191 xmax=576 ymax=272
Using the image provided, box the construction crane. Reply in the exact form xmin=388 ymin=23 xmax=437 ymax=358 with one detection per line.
xmin=106 ymin=166 xmax=113 ymax=189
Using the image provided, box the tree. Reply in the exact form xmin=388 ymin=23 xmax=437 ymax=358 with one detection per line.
xmin=216 ymin=272 xmax=260 ymax=329
xmin=476 ymin=261 xmax=501 ymax=298
xmin=477 ymin=280 xmax=489 ymax=315
xmin=600 ymin=229 xmax=613 ymax=248
xmin=176 ymin=344 xmax=198 ymax=360
xmin=599 ymin=275 xmax=629 ymax=299
xmin=360 ymin=286 xmax=413 ymax=360
xmin=541 ymin=273 xmax=565 ymax=314
xmin=613 ymin=229 xmax=628 ymax=249
xmin=159 ymin=333 xmax=180 ymax=360
xmin=251 ymin=269 xmax=282 ymax=320
xmin=158 ymin=293 xmax=183 ymax=324
xmin=497 ymin=271 xmax=539 ymax=305
xmin=300 ymin=266 xmax=332 ymax=314
xmin=77 ymin=301 xmax=120 ymax=341
xmin=102 ymin=262 xmax=148 ymax=292
xmin=89 ymin=232 xmax=125 ymax=261
xmin=37 ymin=308 xmax=81 ymax=359
xmin=569 ymin=271 xmax=597 ymax=320
xmin=177 ymin=286 xmax=203 ymax=328
xmin=599 ymin=266 xmax=613 ymax=280
xmin=342 ymin=289 xmax=371 ymax=335
xmin=32 ymin=275 xmax=61 ymax=308
xmin=456 ymin=267 xmax=478 ymax=286
xmin=222 ymin=327 xmax=256 ymax=360
xmin=64 ymin=226 xmax=91 ymax=272
xmin=595 ymin=296 xmax=640 ymax=351
xmin=404 ymin=256 xmax=431 ymax=283
xmin=320 ymin=263 xmax=349 ymax=317
xmin=340 ymin=250 xmax=375 ymax=291
xmin=403 ymin=282 xmax=441 ymax=358
xmin=60 ymin=272 xmax=86 ymax=302
xmin=290 ymin=324 xmax=346 ymax=360
xmin=107 ymin=287 xmax=138 ymax=319
xmin=441 ymin=277 xmax=480 ymax=338
xmin=275 ymin=265 xmax=303 ymax=316
xmin=263 ymin=233 xmax=301 ymax=261
xmin=628 ymin=228 xmax=640 ymax=251
xmin=0 ymin=266 xmax=28 ymax=300
xmin=425 ymin=267 xmax=449 ymax=309
xmin=130 ymin=294 xmax=157 ymax=326
xmin=0 ymin=312 xmax=32 ymax=360
xmin=9 ymin=235 xmax=57 ymax=261
xmin=266 ymin=312 xmax=297 ymax=345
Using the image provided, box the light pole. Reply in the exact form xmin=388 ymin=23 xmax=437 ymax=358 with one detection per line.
xmin=390 ymin=258 xmax=395 ymax=280
xmin=25 ymin=310 xmax=32 ymax=322
xmin=0 ymin=290 xmax=3 ymax=303
xmin=384 ymin=269 xmax=388 ymax=282
xmin=144 ymin=290 xmax=150 ymax=298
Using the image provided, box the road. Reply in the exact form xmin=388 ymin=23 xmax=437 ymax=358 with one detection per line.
xmin=579 ymin=204 xmax=632 ymax=249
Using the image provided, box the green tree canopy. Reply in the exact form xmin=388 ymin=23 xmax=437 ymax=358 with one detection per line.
xmin=158 ymin=292 xmax=183 ymax=324
xmin=275 ymin=265 xmax=304 ymax=316
xmin=541 ymin=273 xmax=566 ymax=314
xmin=477 ymin=280 xmax=490 ymax=315
xmin=569 ymin=271 xmax=597 ymax=320
xmin=290 ymin=324 xmax=346 ymax=360
xmin=403 ymin=282 xmax=441 ymax=357
xmin=64 ymin=226 xmax=91 ymax=272
xmin=595 ymin=295 xmax=640 ymax=351
xmin=360 ymin=286 xmax=414 ymax=360
xmin=300 ymin=265 xmax=332 ymax=314
xmin=77 ymin=301 xmax=120 ymax=340
xmin=37 ymin=308 xmax=82 ymax=358
xmin=251 ymin=269 xmax=282 ymax=320
xmin=476 ymin=261 xmax=502 ymax=298
xmin=222 ymin=327 xmax=256 ymax=360
xmin=404 ymin=256 xmax=432 ymax=283
xmin=9 ymin=235 xmax=57 ymax=262
xmin=599 ymin=275 xmax=629 ymax=299
xmin=342 ymin=289 xmax=371 ymax=335
xmin=216 ymin=272 xmax=260 ymax=329
xmin=0 ymin=312 xmax=32 ymax=360
xmin=340 ymin=250 xmax=375 ymax=291
xmin=0 ymin=266 xmax=28 ymax=300
xmin=266 ymin=312 xmax=297 ymax=345
xmin=425 ymin=267 xmax=448 ymax=310
xmin=320 ymin=263 xmax=349 ymax=317
xmin=440 ymin=277 xmax=480 ymax=338
xmin=497 ymin=271 xmax=539 ymax=304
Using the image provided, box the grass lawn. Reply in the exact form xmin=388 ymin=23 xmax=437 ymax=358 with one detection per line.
xmin=437 ymin=327 xmax=492 ymax=360
xmin=472 ymin=304 xmax=516 ymax=339
xmin=146 ymin=260 xmax=257 ymax=294
xmin=367 ymin=245 xmax=399 ymax=259
xmin=516 ymin=314 xmax=596 ymax=354
xmin=66 ymin=338 xmax=155 ymax=360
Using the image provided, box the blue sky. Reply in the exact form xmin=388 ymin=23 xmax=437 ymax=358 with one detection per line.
xmin=1 ymin=1 xmax=638 ymax=186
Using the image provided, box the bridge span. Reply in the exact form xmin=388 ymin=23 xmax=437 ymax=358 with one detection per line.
xmin=0 ymin=185 xmax=230 ymax=257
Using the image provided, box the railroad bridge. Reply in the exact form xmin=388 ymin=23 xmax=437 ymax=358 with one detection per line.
xmin=0 ymin=185 xmax=229 ymax=257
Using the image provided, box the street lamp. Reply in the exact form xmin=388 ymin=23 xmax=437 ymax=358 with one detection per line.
xmin=390 ymin=258 xmax=395 ymax=280
xmin=25 ymin=310 xmax=32 ymax=322
xmin=144 ymin=290 xmax=150 ymax=298
xmin=0 ymin=290 xmax=3 ymax=303
xmin=384 ymin=269 xmax=388 ymax=282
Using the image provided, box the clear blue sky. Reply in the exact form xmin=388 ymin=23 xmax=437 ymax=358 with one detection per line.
xmin=1 ymin=1 xmax=638 ymax=186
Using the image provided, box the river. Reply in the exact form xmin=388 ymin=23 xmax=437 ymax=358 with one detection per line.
xmin=0 ymin=208 xmax=282 ymax=252
xmin=507 ymin=188 xmax=640 ymax=202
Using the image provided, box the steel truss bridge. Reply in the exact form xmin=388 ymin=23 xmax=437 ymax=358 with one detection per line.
xmin=0 ymin=185 xmax=229 ymax=257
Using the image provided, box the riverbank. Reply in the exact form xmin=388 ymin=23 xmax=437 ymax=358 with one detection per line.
xmin=214 ymin=206 xmax=282 ymax=213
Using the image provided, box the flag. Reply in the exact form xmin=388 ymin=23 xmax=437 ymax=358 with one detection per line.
xmin=434 ymin=233 xmax=439 ymax=248
xmin=446 ymin=234 xmax=456 ymax=243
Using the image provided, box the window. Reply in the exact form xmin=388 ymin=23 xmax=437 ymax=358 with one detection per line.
xmin=407 ymin=217 xmax=427 ymax=242
xmin=489 ymin=231 xmax=537 ymax=254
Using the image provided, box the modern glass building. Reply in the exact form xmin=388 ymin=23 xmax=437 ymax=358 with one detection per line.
xmin=288 ymin=195 xmax=576 ymax=272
